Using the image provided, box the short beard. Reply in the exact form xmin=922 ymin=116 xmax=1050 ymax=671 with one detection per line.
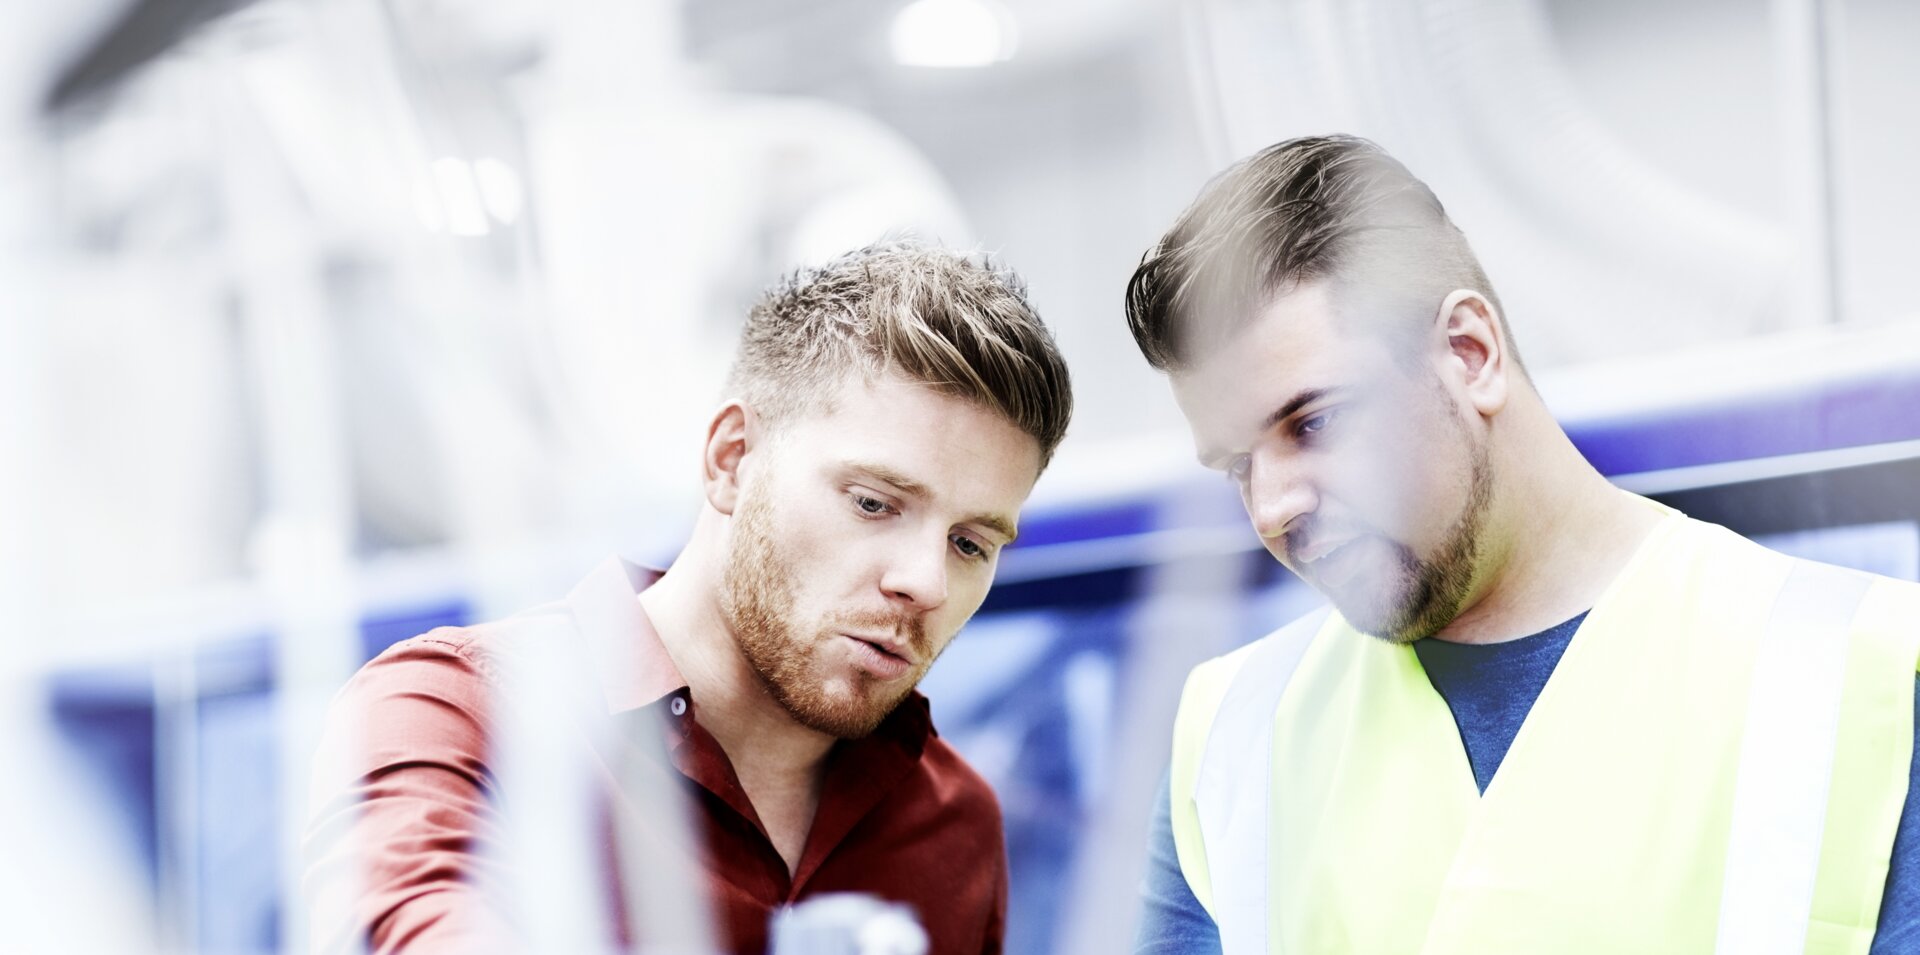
xmin=1349 ymin=436 xmax=1494 ymax=644
xmin=718 ymin=491 xmax=919 ymax=739
xmin=1320 ymin=380 xmax=1497 ymax=649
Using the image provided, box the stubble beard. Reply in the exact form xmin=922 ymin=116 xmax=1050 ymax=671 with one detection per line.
xmin=718 ymin=491 xmax=922 ymax=739
xmin=1343 ymin=435 xmax=1494 ymax=645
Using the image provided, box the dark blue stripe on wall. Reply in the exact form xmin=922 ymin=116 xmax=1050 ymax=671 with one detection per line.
xmin=1567 ymin=371 xmax=1920 ymax=477
xmin=45 ymin=688 xmax=160 ymax=880
xmin=42 ymin=600 xmax=477 ymax=902
xmin=359 ymin=600 xmax=471 ymax=661
xmin=48 ymin=600 xmax=478 ymax=712
xmin=1007 ymin=500 xmax=1158 ymax=549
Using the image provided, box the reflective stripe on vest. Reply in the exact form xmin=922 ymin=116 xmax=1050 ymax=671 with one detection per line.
xmin=1716 ymin=560 xmax=1872 ymax=954
xmin=1194 ymin=606 xmax=1329 ymax=955
xmin=1195 ymin=560 xmax=1871 ymax=954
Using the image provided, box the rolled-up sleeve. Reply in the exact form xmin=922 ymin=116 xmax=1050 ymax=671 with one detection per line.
xmin=1134 ymin=767 xmax=1221 ymax=955
xmin=302 ymin=633 xmax=517 ymax=955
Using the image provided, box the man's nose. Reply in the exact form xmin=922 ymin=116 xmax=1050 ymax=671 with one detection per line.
xmin=1244 ymin=450 xmax=1318 ymax=543
xmin=879 ymin=533 xmax=950 ymax=611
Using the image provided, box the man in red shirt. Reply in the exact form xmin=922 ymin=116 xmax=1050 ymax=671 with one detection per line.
xmin=303 ymin=242 xmax=1074 ymax=954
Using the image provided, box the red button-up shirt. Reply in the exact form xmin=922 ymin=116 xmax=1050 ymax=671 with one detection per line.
xmin=303 ymin=557 xmax=1007 ymax=954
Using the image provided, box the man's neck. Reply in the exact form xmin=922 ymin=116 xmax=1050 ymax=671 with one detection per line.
xmin=637 ymin=527 xmax=837 ymax=869
xmin=1432 ymin=431 xmax=1666 ymax=646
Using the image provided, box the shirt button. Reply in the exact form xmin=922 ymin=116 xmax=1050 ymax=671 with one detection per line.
xmin=669 ymin=696 xmax=688 ymax=717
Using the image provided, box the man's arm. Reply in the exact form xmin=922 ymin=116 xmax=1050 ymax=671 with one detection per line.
xmin=982 ymin=829 xmax=1008 ymax=955
xmin=302 ymin=634 xmax=518 ymax=955
xmin=1869 ymin=675 xmax=1920 ymax=951
xmin=1133 ymin=768 xmax=1222 ymax=954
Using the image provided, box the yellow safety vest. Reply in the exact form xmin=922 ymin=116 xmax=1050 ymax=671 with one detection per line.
xmin=1168 ymin=501 xmax=1920 ymax=954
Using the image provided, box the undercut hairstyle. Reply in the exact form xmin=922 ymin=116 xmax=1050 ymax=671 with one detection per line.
xmin=1125 ymin=134 xmax=1515 ymax=373
xmin=729 ymin=240 xmax=1074 ymax=467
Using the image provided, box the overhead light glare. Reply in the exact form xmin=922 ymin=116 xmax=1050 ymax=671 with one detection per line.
xmin=889 ymin=0 xmax=1017 ymax=69
xmin=418 ymin=157 xmax=491 ymax=237
xmin=472 ymin=157 xmax=524 ymax=225
xmin=414 ymin=156 xmax=524 ymax=236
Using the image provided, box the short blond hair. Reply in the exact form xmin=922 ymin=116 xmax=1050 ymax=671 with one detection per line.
xmin=729 ymin=241 xmax=1073 ymax=467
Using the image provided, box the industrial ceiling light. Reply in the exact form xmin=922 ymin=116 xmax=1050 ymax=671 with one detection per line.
xmin=889 ymin=0 xmax=1017 ymax=68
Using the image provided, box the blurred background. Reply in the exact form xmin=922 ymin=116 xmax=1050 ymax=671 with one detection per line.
xmin=3 ymin=0 xmax=1918 ymax=951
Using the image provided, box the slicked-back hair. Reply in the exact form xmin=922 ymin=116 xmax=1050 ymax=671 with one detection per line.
xmin=728 ymin=241 xmax=1074 ymax=468
xmin=1125 ymin=135 xmax=1512 ymax=372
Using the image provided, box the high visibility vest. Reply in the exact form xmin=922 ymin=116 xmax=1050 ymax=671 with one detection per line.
xmin=1167 ymin=502 xmax=1920 ymax=954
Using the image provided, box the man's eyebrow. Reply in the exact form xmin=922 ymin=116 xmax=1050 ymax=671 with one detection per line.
xmin=1263 ymin=386 xmax=1341 ymax=433
xmin=973 ymin=514 xmax=1019 ymax=545
xmin=1195 ymin=386 xmax=1344 ymax=468
xmin=848 ymin=461 xmax=930 ymax=498
xmin=848 ymin=461 xmax=1019 ymax=544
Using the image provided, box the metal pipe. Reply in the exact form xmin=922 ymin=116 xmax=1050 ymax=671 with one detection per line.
xmin=1771 ymin=0 xmax=1847 ymax=326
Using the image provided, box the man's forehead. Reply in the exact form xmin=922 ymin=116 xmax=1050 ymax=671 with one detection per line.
xmin=1170 ymin=312 xmax=1322 ymax=417
xmin=1172 ymin=366 xmax=1310 ymax=463
xmin=786 ymin=377 xmax=1041 ymax=530
xmin=1170 ymin=291 xmax=1390 ymax=456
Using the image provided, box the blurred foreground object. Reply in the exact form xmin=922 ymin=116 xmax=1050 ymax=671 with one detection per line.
xmin=770 ymin=894 xmax=930 ymax=955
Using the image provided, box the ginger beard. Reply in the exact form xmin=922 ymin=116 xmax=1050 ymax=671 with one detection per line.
xmin=719 ymin=489 xmax=931 ymax=739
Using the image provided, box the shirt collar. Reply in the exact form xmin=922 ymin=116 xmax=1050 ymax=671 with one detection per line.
xmin=876 ymin=690 xmax=935 ymax=759
xmin=565 ymin=555 xmax=687 ymax=714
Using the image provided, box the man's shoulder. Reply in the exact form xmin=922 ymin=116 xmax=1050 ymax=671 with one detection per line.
xmin=1187 ymin=639 xmax=1266 ymax=699
xmin=1677 ymin=514 xmax=1920 ymax=599
xmin=1185 ymin=607 xmax=1330 ymax=700
xmin=915 ymin=736 xmax=1005 ymax=823
xmin=1669 ymin=515 xmax=1920 ymax=675
xmin=919 ymin=736 xmax=1000 ymax=800
xmin=356 ymin=600 xmax=577 ymax=689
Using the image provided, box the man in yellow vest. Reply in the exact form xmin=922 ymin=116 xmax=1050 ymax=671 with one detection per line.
xmin=1123 ymin=135 xmax=1920 ymax=953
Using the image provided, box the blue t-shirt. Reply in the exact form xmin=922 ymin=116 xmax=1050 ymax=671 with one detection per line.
xmin=1133 ymin=613 xmax=1920 ymax=953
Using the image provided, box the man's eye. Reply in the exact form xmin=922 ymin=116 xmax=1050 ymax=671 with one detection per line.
xmin=852 ymin=493 xmax=893 ymax=516
xmin=951 ymin=534 xmax=988 ymax=560
xmin=1297 ymin=408 xmax=1338 ymax=438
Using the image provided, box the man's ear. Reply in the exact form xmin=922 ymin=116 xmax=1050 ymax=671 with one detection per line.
xmin=703 ymin=401 xmax=759 ymax=516
xmin=1437 ymin=289 xmax=1510 ymax=418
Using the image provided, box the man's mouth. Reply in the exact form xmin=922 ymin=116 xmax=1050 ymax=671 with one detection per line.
xmin=841 ymin=634 xmax=915 ymax=679
xmin=1293 ymin=534 xmax=1360 ymax=565
xmin=1305 ymin=537 xmax=1378 ymax=592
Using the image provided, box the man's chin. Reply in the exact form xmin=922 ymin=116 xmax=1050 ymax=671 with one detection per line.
xmin=791 ymin=706 xmax=890 ymax=740
xmin=780 ymin=682 xmax=908 ymax=740
xmin=1329 ymin=595 xmax=1427 ymax=645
